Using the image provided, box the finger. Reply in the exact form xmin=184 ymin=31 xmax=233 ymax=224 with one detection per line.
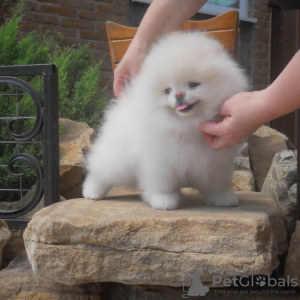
xmin=198 ymin=121 xmax=224 ymax=137
xmin=201 ymin=132 xmax=215 ymax=147
xmin=202 ymin=133 xmax=225 ymax=151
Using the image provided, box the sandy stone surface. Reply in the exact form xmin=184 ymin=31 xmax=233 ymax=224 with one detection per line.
xmin=24 ymin=188 xmax=287 ymax=287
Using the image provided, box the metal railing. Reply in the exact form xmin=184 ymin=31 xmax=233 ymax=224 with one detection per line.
xmin=0 ymin=64 xmax=60 ymax=228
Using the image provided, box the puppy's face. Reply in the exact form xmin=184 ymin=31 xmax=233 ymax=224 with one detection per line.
xmin=163 ymin=80 xmax=203 ymax=117
xmin=154 ymin=65 xmax=226 ymax=120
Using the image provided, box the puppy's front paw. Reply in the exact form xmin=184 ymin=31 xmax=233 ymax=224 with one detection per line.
xmin=207 ymin=190 xmax=239 ymax=207
xmin=146 ymin=193 xmax=180 ymax=210
xmin=82 ymin=177 xmax=107 ymax=200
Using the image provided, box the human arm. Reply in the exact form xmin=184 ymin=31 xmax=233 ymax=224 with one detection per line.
xmin=198 ymin=50 xmax=300 ymax=150
xmin=113 ymin=0 xmax=207 ymax=97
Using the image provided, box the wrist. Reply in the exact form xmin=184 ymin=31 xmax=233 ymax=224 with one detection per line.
xmin=257 ymin=87 xmax=283 ymax=123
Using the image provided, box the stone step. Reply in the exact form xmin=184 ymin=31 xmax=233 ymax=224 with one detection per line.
xmin=24 ymin=187 xmax=287 ymax=287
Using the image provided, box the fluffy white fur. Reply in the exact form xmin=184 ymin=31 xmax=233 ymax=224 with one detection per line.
xmin=83 ymin=31 xmax=248 ymax=210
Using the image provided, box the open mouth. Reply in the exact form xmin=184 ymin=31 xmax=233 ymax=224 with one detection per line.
xmin=176 ymin=101 xmax=200 ymax=113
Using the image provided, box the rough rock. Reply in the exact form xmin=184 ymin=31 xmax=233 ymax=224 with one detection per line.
xmin=24 ymin=187 xmax=287 ymax=287
xmin=248 ymin=126 xmax=289 ymax=191
xmin=237 ymin=142 xmax=249 ymax=157
xmin=261 ymin=150 xmax=297 ymax=237
xmin=284 ymin=221 xmax=300 ymax=286
xmin=234 ymin=156 xmax=251 ymax=170
xmin=232 ymin=170 xmax=255 ymax=192
xmin=59 ymin=118 xmax=94 ymax=199
xmin=0 ymin=256 xmax=102 ymax=300
xmin=0 ymin=219 xmax=11 ymax=269
xmin=2 ymin=229 xmax=26 ymax=269
xmin=0 ymin=257 xmax=290 ymax=300
xmin=234 ymin=143 xmax=251 ymax=171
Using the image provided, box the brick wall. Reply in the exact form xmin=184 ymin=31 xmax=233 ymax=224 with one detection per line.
xmin=250 ymin=0 xmax=272 ymax=91
xmin=19 ymin=0 xmax=130 ymax=89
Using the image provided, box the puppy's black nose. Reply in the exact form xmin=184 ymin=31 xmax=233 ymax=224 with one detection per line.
xmin=175 ymin=91 xmax=185 ymax=103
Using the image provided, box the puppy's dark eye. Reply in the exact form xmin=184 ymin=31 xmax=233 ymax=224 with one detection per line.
xmin=164 ymin=88 xmax=172 ymax=94
xmin=188 ymin=82 xmax=201 ymax=88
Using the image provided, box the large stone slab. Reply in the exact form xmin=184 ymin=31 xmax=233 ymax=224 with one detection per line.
xmin=24 ymin=188 xmax=287 ymax=287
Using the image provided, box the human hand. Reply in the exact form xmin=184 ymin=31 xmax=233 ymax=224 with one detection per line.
xmin=113 ymin=43 xmax=147 ymax=97
xmin=198 ymin=91 xmax=268 ymax=150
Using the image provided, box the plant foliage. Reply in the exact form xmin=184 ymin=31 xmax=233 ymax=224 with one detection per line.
xmin=0 ymin=2 xmax=107 ymax=202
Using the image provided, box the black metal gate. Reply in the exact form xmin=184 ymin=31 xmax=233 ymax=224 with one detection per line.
xmin=0 ymin=64 xmax=60 ymax=228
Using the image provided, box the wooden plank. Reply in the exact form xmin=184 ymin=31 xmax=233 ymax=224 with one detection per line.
xmin=107 ymin=10 xmax=238 ymax=69
xmin=107 ymin=10 xmax=238 ymax=40
xmin=206 ymin=30 xmax=235 ymax=53
xmin=111 ymin=39 xmax=132 ymax=64
xmin=181 ymin=10 xmax=238 ymax=31
xmin=106 ymin=22 xmax=137 ymax=40
xmin=110 ymin=29 xmax=235 ymax=66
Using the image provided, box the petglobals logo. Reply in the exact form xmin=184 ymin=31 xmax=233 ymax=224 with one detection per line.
xmin=181 ymin=273 xmax=298 ymax=298
xmin=212 ymin=275 xmax=298 ymax=288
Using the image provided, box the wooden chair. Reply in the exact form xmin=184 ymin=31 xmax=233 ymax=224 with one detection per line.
xmin=106 ymin=10 xmax=239 ymax=71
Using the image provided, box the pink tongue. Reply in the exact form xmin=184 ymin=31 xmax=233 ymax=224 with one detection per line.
xmin=176 ymin=104 xmax=189 ymax=111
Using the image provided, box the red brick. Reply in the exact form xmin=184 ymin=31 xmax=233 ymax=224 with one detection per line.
xmin=99 ymin=55 xmax=112 ymax=69
xmin=255 ymin=4 xmax=271 ymax=13
xmin=255 ymin=66 xmax=269 ymax=76
xmin=24 ymin=1 xmax=40 ymax=12
xmin=61 ymin=18 xmax=95 ymax=30
xmin=254 ymin=11 xmax=265 ymax=20
xmin=40 ymin=4 xmax=77 ymax=17
xmin=114 ymin=0 xmax=130 ymax=6
xmin=22 ymin=13 xmax=59 ymax=25
xmin=253 ymin=60 xmax=264 ymax=69
xmin=80 ymin=30 xmax=107 ymax=41
xmin=256 ymin=27 xmax=270 ymax=38
xmin=99 ymin=70 xmax=113 ymax=80
xmin=263 ymin=44 xmax=270 ymax=53
xmin=61 ymin=0 xmax=95 ymax=10
xmin=255 ymin=33 xmax=270 ymax=44
xmin=257 ymin=20 xmax=270 ymax=29
xmin=95 ymin=40 xmax=109 ymax=51
xmin=99 ymin=80 xmax=112 ymax=89
xmin=97 ymin=3 xmax=128 ymax=14
xmin=79 ymin=9 xmax=105 ymax=21
xmin=110 ymin=14 xmax=127 ymax=24
xmin=95 ymin=0 xmax=113 ymax=3
xmin=96 ymin=22 xmax=107 ymax=33
xmin=19 ymin=21 xmax=39 ymax=31
xmin=264 ymin=61 xmax=270 ymax=69
xmin=62 ymin=37 xmax=96 ymax=48
xmin=253 ymin=51 xmax=268 ymax=60
xmin=252 ymin=75 xmax=269 ymax=85
xmin=253 ymin=43 xmax=264 ymax=52
xmin=38 ymin=0 xmax=60 ymax=3
xmin=41 ymin=25 xmax=77 ymax=37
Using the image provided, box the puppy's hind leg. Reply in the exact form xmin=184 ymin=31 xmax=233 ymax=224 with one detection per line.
xmin=205 ymin=188 xmax=238 ymax=207
xmin=198 ymin=163 xmax=238 ymax=207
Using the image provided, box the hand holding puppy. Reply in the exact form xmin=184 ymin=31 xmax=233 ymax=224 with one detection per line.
xmin=199 ymin=50 xmax=300 ymax=150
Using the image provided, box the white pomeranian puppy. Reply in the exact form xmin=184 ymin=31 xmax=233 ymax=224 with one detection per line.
xmin=83 ymin=31 xmax=248 ymax=210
